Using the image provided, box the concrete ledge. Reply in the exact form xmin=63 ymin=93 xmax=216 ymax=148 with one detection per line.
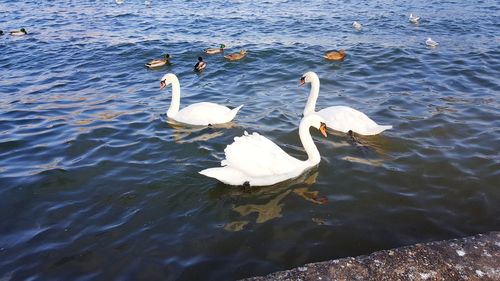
xmin=243 ymin=232 xmax=500 ymax=281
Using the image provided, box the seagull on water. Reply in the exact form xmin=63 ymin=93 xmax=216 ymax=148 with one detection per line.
xmin=426 ymin=37 xmax=439 ymax=48
xmin=352 ymin=21 xmax=362 ymax=31
xmin=409 ymin=14 xmax=420 ymax=24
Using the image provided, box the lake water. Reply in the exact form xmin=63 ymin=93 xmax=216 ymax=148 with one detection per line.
xmin=0 ymin=0 xmax=499 ymax=280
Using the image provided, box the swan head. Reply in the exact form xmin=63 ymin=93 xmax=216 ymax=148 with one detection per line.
xmin=160 ymin=73 xmax=177 ymax=90
xmin=299 ymin=71 xmax=319 ymax=86
xmin=319 ymin=122 xmax=327 ymax=137
xmin=301 ymin=114 xmax=327 ymax=137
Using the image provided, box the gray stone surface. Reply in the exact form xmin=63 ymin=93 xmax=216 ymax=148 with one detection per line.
xmin=242 ymin=232 xmax=500 ymax=281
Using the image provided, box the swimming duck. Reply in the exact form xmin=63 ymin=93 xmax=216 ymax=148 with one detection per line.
xmin=300 ymin=71 xmax=392 ymax=135
xmin=204 ymin=44 xmax=226 ymax=54
xmin=324 ymin=49 xmax=346 ymax=61
xmin=409 ymin=14 xmax=420 ymax=24
xmin=145 ymin=54 xmax=171 ymax=68
xmin=0 ymin=30 xmax=4 ymax=36
xmin=426 ymin=37 xmax=438 ymax=48
xmin=10 ymin=28 xmax=28 ymax=36
xmin=352 ymin=21 xmax=362 ymax=31
xmin=194 ymin=57 xmax=206 ymax=72
xmin=199 ymin=114 xmax=327 ymax=186
xmin=224 ymin=50 xmax=247 ymax=61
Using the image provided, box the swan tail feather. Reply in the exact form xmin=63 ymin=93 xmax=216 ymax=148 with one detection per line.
xmin=232 ymin=104 xmax=244 ymax=113
xmin=379 ymin=125 xmax=393 ymax=131
xmin=199 ymin=167 xmax=246 ymax=186
xmin=368 ymin=125 xmax=392 ymax=135
xmin=227 ymin=104 xmax=244 ymax=120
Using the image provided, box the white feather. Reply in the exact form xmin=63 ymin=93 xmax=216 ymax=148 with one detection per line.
xmin=316 ymin=106 xmax=392 ymax=135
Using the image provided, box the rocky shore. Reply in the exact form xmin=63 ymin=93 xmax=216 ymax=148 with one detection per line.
xmin=243 ymin=232 xmax=500 ymax=281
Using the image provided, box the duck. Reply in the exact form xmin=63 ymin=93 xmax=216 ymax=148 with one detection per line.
xmin=409 ymin=13 xmax=420 ymax=24
xmin=194 ymin=56 xmax=206 ymax=72
xmin=199 ymin=114 xmax=327 ymax=186
xmin=426 ymin=37 xmax=438 ymax=48
xmin=10 ymin=28 xmax=27 ymax=36
xmin=159 ymin=73 xmax=243 ymax=126
xmin=224 ymin=50 xmax=247 ymax=61
xmin=204 ymin=44 xmax=226 ymax=54
xmin=0 ymin=30 xmax=4 ymax=36
xmin=324 ymin=49 xmax=346 ymax=61
xmin=145 ymin=54 xmax=171 ymax=68
xmin=300 ymin=71 xmax=392 ymax=135
xmin=352 ymin=21 xmax=362 ymax=31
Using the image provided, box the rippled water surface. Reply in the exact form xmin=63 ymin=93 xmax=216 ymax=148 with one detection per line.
xmin=1 ymin=0 xmax=499 ymax=280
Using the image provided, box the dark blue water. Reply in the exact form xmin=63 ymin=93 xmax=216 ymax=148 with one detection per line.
xmin=1 ymin=0 xmax=499 ymax=280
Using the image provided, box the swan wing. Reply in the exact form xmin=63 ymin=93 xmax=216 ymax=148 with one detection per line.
xmin=222 ymin=132 xmax=302 ymax=178
xmin=317 ymin=106 xmax=392 ymax=135
xmin=174 ymin=102 xmax=233 ymax=125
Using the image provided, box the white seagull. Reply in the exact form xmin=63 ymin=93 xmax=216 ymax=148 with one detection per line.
xmin=426 ymin=37 xmax=439 ymax=48
xmin=409 ymin=14 xmax=420 ymax=24
xmin=352 ymin=21 xmax=362 ymax=31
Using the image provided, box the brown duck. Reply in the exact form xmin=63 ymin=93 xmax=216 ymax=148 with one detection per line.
xmin=324 ymin=49 xmax=345 ymax=61
xmin=224 ymin=50 xmax=247 ymax=61
xmin=145 ymin=54 xmax=171 ymax=68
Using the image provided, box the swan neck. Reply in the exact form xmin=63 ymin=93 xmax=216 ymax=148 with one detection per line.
xmin=167 ymin=76 xmax=181 ymax=118
xmin=304 ymin=77 xmax=320 ymax=115
xmin=299 ymin=121 xmax=321 ymax=167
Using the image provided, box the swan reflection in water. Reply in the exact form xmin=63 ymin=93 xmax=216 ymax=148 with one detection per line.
xmin=168 ymin=120 xmax=235 ymax=144
xmin=211 ymin=170 xmax=328 ymax=231
xmin=232 ymin=189 xmax=292 ymax=224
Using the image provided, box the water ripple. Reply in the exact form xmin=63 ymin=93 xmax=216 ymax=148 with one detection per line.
xmin=0 ymin=0 xmax=499 ymax=280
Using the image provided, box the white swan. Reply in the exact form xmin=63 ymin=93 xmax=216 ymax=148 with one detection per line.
xmin=300 ymin=71 xmax=392 ymax=135
xmin=160 ymin=73 xmax=243 ymax=126
xmin=199 ymin=114 xmax=327 ymax=186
